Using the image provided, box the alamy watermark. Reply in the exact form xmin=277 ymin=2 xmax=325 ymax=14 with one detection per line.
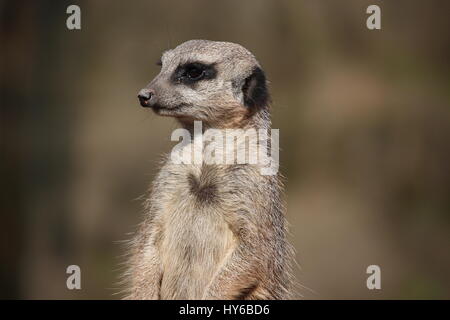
xmin=66 ymin=265 xmax=81 ymax=290
xmin=366 ymin=265 xmax=381 ymax=290
xmin=170 ymin=121 xmax=279 ymax=176
xmin=366 ymin=5 xmax=381 ymax=30
xmin=66 ymin=5 xmax=81 ymax=30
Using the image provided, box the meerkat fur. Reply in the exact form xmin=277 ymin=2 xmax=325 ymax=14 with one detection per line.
xmin=123 ymin=40 xmax=295 ymax=300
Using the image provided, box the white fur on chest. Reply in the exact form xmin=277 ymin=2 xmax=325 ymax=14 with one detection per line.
xmin=154 ymin=162 xmax=236 ymax=299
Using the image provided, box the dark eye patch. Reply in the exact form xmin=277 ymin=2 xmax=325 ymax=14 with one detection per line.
xmin=171 ymin=62 xmax=217 ymax=86
xmin=156 ymin=59 xmax=162 ymax=66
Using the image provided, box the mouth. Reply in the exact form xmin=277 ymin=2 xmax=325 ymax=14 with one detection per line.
xmin=150 ymin=103 xmax=190 ymax=116
xmin=138 ymin=99 xmax=150 ymax=108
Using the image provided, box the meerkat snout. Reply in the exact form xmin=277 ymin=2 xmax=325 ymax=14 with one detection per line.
xmin=137 ymin=39 xmax=270 ymax=127
xmin=137 ymin=88 xmax=156 ymax=108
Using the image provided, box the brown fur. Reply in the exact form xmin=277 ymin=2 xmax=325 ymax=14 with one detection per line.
xmin=122 ymin=40 xmax=294 ymax=300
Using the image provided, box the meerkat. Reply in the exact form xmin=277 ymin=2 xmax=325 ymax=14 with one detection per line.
xmin=123 ymin=40 xmax=294 ymax=300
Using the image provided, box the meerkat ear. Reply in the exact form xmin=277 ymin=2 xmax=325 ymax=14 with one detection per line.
xmin=242 ymin=67 xmax=269 ymax=109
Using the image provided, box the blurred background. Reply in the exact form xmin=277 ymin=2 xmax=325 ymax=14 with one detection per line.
xmin=1 ymin=0 xmax=449 ymax=299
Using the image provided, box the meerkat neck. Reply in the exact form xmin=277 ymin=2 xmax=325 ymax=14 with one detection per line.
xmin=178 ymin=107 xmax=271 ymax=132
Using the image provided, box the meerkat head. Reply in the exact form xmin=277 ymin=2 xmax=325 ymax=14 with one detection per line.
xmin=138 ymin=40 xmax=269 ymax=127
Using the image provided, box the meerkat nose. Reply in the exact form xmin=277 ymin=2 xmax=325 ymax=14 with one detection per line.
xmin=138 ymin=88 xmax=155 ymax=107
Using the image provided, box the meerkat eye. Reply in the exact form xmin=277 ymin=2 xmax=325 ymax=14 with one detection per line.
xmin=156 ymin=59 xmax=162 ymax=67
xmin=185 ymin=65 xmax=205 ymax=80
xmin=172 ymin=62 xmax=217 ymax=85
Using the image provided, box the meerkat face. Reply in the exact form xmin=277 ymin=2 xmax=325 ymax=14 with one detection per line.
xmin=138 ymin=40 xmax=269 ymax=126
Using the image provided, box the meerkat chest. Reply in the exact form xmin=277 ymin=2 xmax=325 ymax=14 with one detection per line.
xmin=155 ymin=163 xmax=236 ymax=299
